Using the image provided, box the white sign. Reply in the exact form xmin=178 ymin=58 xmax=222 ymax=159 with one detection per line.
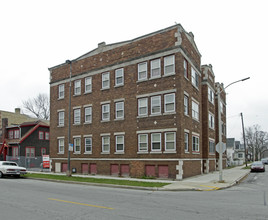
xmin=69 ymin=143 xmax=73 ymax=151
xmin=216 ymin=142 xmax=226 ymax=153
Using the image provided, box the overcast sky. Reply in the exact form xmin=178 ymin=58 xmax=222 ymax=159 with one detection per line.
xmin=1 ymin=0 xmax=267 ymax=141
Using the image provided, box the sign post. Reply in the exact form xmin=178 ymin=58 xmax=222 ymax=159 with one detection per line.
xmin=42 ymin=155 xmax=50 ymax=169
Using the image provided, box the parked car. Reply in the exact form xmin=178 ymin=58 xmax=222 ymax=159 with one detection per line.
xmin=251 ymin=161 xmax=265 ymax=172
xmin=0 ymin=161 xmax=27 ymax=178
xmin=261 ymin=158 xmax=268 ymax=165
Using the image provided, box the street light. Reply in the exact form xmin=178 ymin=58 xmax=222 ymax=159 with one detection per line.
xmin=66 ymin=59 xmax=72 ymax=177
xmin=217 ymin=77 xmax=250 ymax=182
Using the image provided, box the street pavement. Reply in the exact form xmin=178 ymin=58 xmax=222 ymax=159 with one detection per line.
xmin=30 ymin=165 xmax=250 ymax=191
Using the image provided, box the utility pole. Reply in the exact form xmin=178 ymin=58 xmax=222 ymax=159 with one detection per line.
xmin=241 ymin=113 xmax=247 ymax=167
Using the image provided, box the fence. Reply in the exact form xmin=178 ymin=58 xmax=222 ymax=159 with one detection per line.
xmin=6 ymin=156 xmax=46 ymax=171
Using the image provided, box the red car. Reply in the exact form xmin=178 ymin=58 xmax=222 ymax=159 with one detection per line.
xmin=251 ymin=161 xmax=265 ymax=172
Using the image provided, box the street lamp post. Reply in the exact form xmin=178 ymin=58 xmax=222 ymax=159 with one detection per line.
xmin=66 ymin=60 xmax=72 ymax=177
xmin=217 ymin=77 xmax=250 ymax=182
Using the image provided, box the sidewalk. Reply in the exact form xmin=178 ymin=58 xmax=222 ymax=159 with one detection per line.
xmin=29 ymin=165 xmax=250 ymax=191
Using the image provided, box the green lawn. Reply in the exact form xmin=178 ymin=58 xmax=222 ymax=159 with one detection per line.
xmin=24 ymin=173 xmax=170 ymax=188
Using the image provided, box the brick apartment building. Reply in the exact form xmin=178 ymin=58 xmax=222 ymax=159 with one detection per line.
xmin=48 ymin=24 xmax=226 ymax=180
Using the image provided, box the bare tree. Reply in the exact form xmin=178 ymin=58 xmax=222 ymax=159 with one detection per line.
xmin=23 ymin=93 xmax=50 ymax=120
xmin=245 ymin=124 xmax=268 ymax=161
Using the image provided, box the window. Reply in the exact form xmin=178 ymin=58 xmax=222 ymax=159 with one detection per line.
xmin=192 ymin=100 xmax=199 ymax=121
xmin=183 ymin=59 xmax=188 ymax=78
xmin=58 ymin=111 xmax=64 ymax=126
xmin=138 ymin=62 xmax=147 ymax=80
xmin=164 ymin=93 xmax=175 ymax=113
xmin=115 ymin=68 xmax=124 ymax=86
xmin=191 ymin=67 xmax=199 ymax=88
xmin=220 ymin=101 xmax=224 ymax=114
xmin=138 ymin=98 xmax=148 ymax=116
xmin=85 ymin=137 xmax=92 ymax=153
xmin=116 ymin=136 xmax=124 ymax=152
xmin=115 ymin=102 xmax=124 ymax=119
xmin=209 ymin=140 xmax=215 ymax=154
xmin=192 ymin=135 xmax=199 ymax=152
xmin=165 ymin=132 xmax=175 ymax=151
xmin=58 ymin=138 xmax=64 ymax=153
xmin=151 ymin=133 xmax=161 ymax=151
xmin=164 ymin=55 xmax=175 ymax=75
xmin=14 ymin=130 xmax=20 ymax=139
xmin=184 ymin=132 xmax=189 ymax=152
xmin=58 ymin=84 xmax=64 ymax=99
xmin=39 ymin=131 xmax=44 ymax=140
xmin=184 ymin=94 xmax=189 ymax=115
xmin=151 ymin=96 xmax=161 ymax=115
xmin=45 ymin=132 xmax=49 ymax=140
xmin=85 ymin=77 xmax=92 ymax=93
xmin=102 ymin=136 xmax=110 ymax=153
xmin=238 ymin=153 xmax=243 ymax=158
xmin=74 ymin=80 xmax=81 ymax=95
xmin=41 ymin=148 xmax=46 ymax=155
xmin=209 ymin=113 xmax=215 ymax=129
xmin=138 ymin=134 xmax=148 ymax=152
xmin=12 ymin=147 xmax=19 ymax=158
xmin=150 ymin=59 xmax=161 ymax=78
xmin=26 ymin=147 xmax=35 ymax=158
xmin=208 ymin=87 xmax=214 ymax=104
xmin=74 ymin=137 xmax=81 ymax=153
xmin=102 ymin=104 xmax=110 ymax=121
xmin=8 ymin=130 xmax=13 ymax=139
xmin=74 ymin=108 xmax=81 ymax=124
xmin=102 ymin=72 xmax=110 ymax=89
xmin=85 ymin=106 xmax=92 ymax=123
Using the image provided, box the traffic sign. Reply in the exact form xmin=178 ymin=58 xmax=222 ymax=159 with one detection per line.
xmin=216 ymin=142 xmax=226 ymax=153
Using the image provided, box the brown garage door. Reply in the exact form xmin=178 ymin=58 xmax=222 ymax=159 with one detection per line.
xmin=158 ymin=165 xmax=169 ymax=178
xmin=111 ymin=164 xmax=119 ymax=176
xmin=61 ymin=163 xmax=67 ymax=172
xmin=81 ymin=163 xmax=89 ymax=174
xmin=145 ymin=165 xmax=156 ymax=177
xmin=120 ymin=164 xmax=130 ymax=177
xmin=90 ymin=163 xmax=97 ymax=174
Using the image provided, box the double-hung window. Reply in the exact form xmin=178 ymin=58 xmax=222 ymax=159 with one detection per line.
xmin=209 ymin=112 xmax=215 ymax=129
xmin=85 ymin=106 xmax=92 ymax=123
xmin=85 ymin=77 xmax=92 ymax=93
xmin=102 ymin=72 xmax=110 ymax=89
xmin=58 ymin=111 xmax=64 ymax=126
xmin=26 ymin=147 xmax=35 ymax=158
xmin=85 ymin=137 xmax=92 ymax=153
xmin=164 ymin=93 xmax=175 ymax=113
xmin=58 ymin=138 xmax=64 ymax=153
xmin=191 ymin=67 xmax=199 ymax=88
xmin=209 ymin=140 xmax=215 ymax=154
xmin=39 ymin=131 xmax=44 ymax=140
xmin=150 ymin=59 xmax=161 ymax=78
xmin=151 ymin=133 xmax=161 ymax=151
xmin=164 ymin=55 xmax=175 ymax=75
xmin=165 ymin=132 xmax=175 ymax=151
xmin=138 ymin=134 xmax=148 ymax=152
xmin=74 ymin=108 xmax=81 ymax=124
xmin=115 ymin=102 xmax=124 ymax=119
xmin=115 ymin=68 xmax=124 ymax=86
xmin=208 ymin=87 xmax=214 ymax=104
xmin=14 ymin=130 xmax=20 ymax=139
xmin=138 ymin=62 xmax=147 ymax=80
xmin=192 ymin=100 xmax=199 ymax=121
xmin=192 ymin=135 xmax=199 ymax=152
xmin=74 ymin=80 xmax=81 ymax=95
xmin=138 ymin=98 xmax=148 ymax=116
xmin=151 ymin=96 xmax=161 ymax=115
xmin=102 ymin=104 xmax=110 ymax=121
xmin=74 ymin=137 xmax=81 ymax=153
xmin=183 ymin=59 xmax=188 ymax=78
xmin=58 ymin=84 xmax=64 ymax=99
xmin=102 ymin=136 xmax=110 ymax=153
xmin=12 ymin=147 xmax=19 ymax=158
xmin=184 ymin=94 xmax=189 ymax=115
xmin=184 ymin=132 xmax=189 ymax=152
xmin=116 ymin=135 xmax=124 ymax=152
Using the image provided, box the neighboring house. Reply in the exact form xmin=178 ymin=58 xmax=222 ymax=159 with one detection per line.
xmin=226 ymin=138 xmax=235 ymax=165
xmin=233 ymin=141 xmax=245 ymax=165
xmin=48 ymin=24 xmax=227 ymax=180
xmin=0 ymin=120 xmax=50 ymax=168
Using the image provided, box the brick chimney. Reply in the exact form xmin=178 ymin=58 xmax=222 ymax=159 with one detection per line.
xmin=15 ymin=108 xmax=21 ymax=114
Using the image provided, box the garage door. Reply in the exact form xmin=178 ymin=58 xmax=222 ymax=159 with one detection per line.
xmin=145 ymin=165 xmax=156 ymax=177
xmin=81 ymin=163 xmax=89 ymax=174
xmin=110 ymin=164 xmax=119 ymax=176
xmin=90 ymin=163 xmax=97 ymax=174
xmin=61 ymin=163 xmax=68 ymax=172
xmin=158 ymin=165 xmax=169 ymax=178
xmin=120 ymin=164 xmax=130 ymax=177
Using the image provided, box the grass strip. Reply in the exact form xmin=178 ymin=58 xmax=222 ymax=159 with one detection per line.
xmin=24 ymin=173 xmax=169 ymax=188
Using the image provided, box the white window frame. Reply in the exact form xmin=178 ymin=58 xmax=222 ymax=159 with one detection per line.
xmin=74 ymin=80 xmax=81 ymax=95
xmin=209 ymin=139 xmax=215 ymax=154
xmin=115 ymin=101 xmax=124 ymax=119
xmin=164 ymin=55 xmax=175 ymax=75
xmin=192 ymin=100 xmax=199 ymax=121
xmin=74 ymin=108 xmax=81 ymax=124
xmin=58 ymin=138 xmax=64 ymax=154
xmin=150 ymin=59 xmax=161 ymax=78
xmin=165 ymin=132 xmax=176 ymax=151
xmin=85 ymin=77 xmax=92 ymax=93
xmin=184 ymin=94 xmax=189 ymax=115
xmin=58 ymin=111 xmax=64 ymax=126
xmin=183 ymin=59 xmax=188 ymax=78
xmin=164 ymin=93 xmax=175 ymax=113
xmin=191 ymin=67 xmax=199 ymax=88
xmin=85 ymin=137 xmax=92 ymax=153
xmin=138 ymin=62 xmax=147 ymax=81
xmin=115 ymin=68 xmax=124 ymax=86
xmin=192 ymin=135 xmax=199 ymax=152
xmin=102 ymin=136 xmax=110 ymax=153
xmin=151 ymin=95 xmax=161 ymax=115
xmin=138 ymin=98 xmax=148 ymax=116
xmin=151 ymin=133 xmax=161 ymax=151
xmin=102 ymin=104 xmax=110 ymax=121
xmin=115 ymin=135 xmax=124 ymax=152
xmin=74 ymin=137 xmax=81 ymax=154
xmin=58 ymin=84 xmax=64 ymax=99
xmin=208 ymin=87 xmax=214 ymax=104
xmin=102 ymin=72 xmax=110 ymax=89
xmin=184 ymin=132 xmax=189 ymax=152
xmin=209 ymin=112 xmax=215 ymax=129
xmin=85 ymin=106 xmax=92 ymax=123
xmin=138 ymin=134 xmax=148 ymax=152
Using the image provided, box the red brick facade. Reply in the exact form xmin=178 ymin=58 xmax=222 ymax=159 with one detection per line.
xmin=49 ymin=24 xmax=226 ymax=180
